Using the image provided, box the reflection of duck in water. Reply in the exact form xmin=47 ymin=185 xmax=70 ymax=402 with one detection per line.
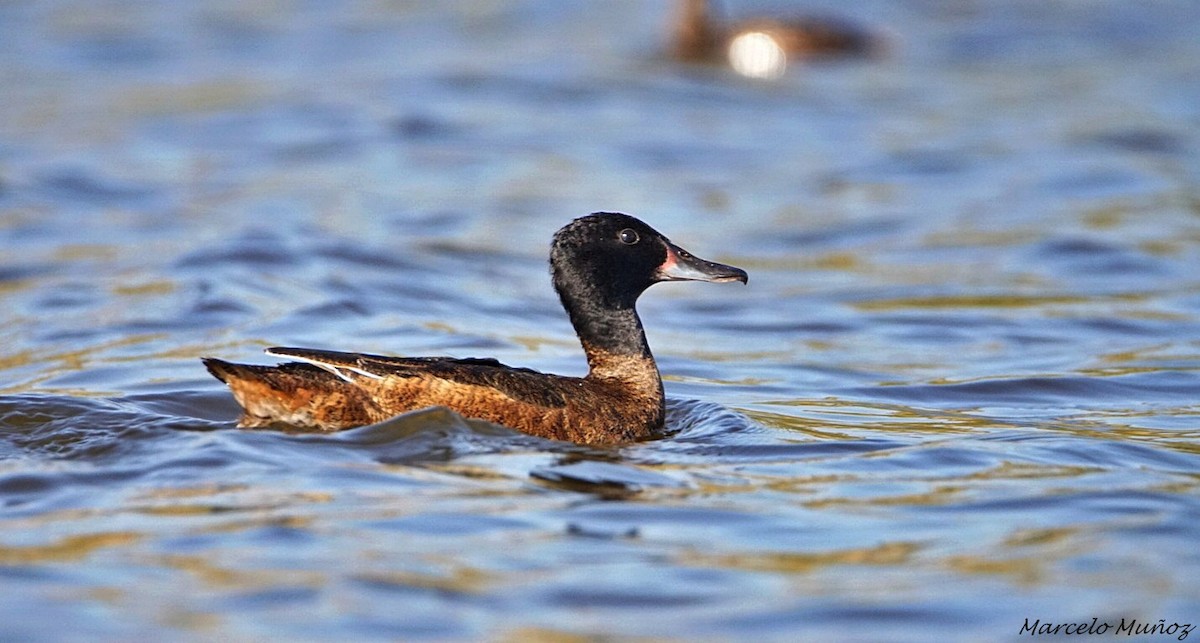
xmin=204 ymin=213 xmax=748 ymax=446
xmin=671 ymin=0 xmax=879 ymax=78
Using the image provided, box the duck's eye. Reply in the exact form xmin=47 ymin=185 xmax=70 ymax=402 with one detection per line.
xmin=618 ymin=228 xmax=640 ymax=245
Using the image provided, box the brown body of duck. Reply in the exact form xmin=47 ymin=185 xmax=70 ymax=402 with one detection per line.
xmin=671 ymin=0 xmax=879 ymax=64
xmin=203 ymin=213 xmax=747 ymax=445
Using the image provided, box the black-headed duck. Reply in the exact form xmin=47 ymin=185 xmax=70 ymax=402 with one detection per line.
xmin=671 ymin=0 xmax=879 ymax=77
xmin=203 ymin=213 xmax=747 ymax=445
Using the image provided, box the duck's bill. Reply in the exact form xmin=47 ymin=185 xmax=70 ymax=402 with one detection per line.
xmin=656 ymin=242 xmax=749 ymax=284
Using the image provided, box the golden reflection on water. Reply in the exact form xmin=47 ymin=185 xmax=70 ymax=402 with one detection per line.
xmin=920 ymin=229 xmax=1042 ymax=249
xmin=499 ymin=628 xmax=600 ymax=643
xmin=804 ymin=485 xmax=967 ymax=509
xmin=0 ymin=333 xmax=165 ymax=395
xmin=128 ymin=484 xmax=333 ymax=532
xmin=115 ymin=79 xmax=271 ymax=116
xmin=944 ymin=555 xmax=1046 ymax=585
xmin=745 ymin=399 xmax=1008 ymax=437
xmin=51 ymin=244 xmax=120 ymax=262
xmin=1046 ymin=418 xmax=1200 ymax=456
xmin=725 ymin=250 xmax=868 ymax=273
xmin=110 ymin=280 xmax=177 ymax=297
xmin=853 ymin=293 xmax=1116 ymax=311
xmin=152 ymin=553 xmax=325 ymax=590
xmin=946 ymin=527 xmax=1095 ymax=586
xmin=1002 ymin=526 xmax=1079 ymax=547
xmin=962 ymin=462 xmax=1100 ymax=481
xmin=355 ymin=566 xmax=493 ymax=597
xmin=683 ymin=541 xmax=919 ymax=574
xmin=0 ymin=531 xmax=141 ymax=564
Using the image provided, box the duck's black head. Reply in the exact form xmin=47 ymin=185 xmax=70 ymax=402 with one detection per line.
xmin=549 ymin=212 xmax=747 ymax=356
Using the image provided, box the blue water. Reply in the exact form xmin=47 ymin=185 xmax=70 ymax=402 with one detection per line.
xmin=2 ymin=1 xmax=1199 ymax=640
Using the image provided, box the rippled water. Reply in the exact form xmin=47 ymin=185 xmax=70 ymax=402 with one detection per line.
xmin=2 ymin=1 xmax=1199 ymax=640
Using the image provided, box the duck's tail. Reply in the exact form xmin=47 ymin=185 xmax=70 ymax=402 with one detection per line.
xmin=202 ymin=357 xmax=381 ymax=430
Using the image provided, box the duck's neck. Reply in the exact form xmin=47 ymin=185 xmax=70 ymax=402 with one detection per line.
xmin=556 ymin=284 xmax=662 ymax=389
xmin=570 ymin=300 xmax=653 ymax=373
xmin=673 ymin=0 xmax=720 ymax=61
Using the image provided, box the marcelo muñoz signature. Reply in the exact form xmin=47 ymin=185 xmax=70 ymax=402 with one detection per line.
xmin=1021 ymin=618 xmax=1194 ymax=640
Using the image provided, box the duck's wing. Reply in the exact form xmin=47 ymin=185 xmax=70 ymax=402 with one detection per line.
xmin=266 ymin=347 xmax=571 ymax=408
xmin=266 ymin=347 xmax=505 ymax=380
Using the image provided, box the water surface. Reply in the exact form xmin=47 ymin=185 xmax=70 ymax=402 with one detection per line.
xmin=1 ymin=1 xmax=1198 ymax=640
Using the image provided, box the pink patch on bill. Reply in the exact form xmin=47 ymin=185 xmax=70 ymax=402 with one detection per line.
xmin=659 ymin=245 xmax=679 ymax=273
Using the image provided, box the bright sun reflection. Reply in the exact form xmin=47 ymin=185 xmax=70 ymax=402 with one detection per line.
xmin=727 ymin=31 xmax=787 ymax=80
